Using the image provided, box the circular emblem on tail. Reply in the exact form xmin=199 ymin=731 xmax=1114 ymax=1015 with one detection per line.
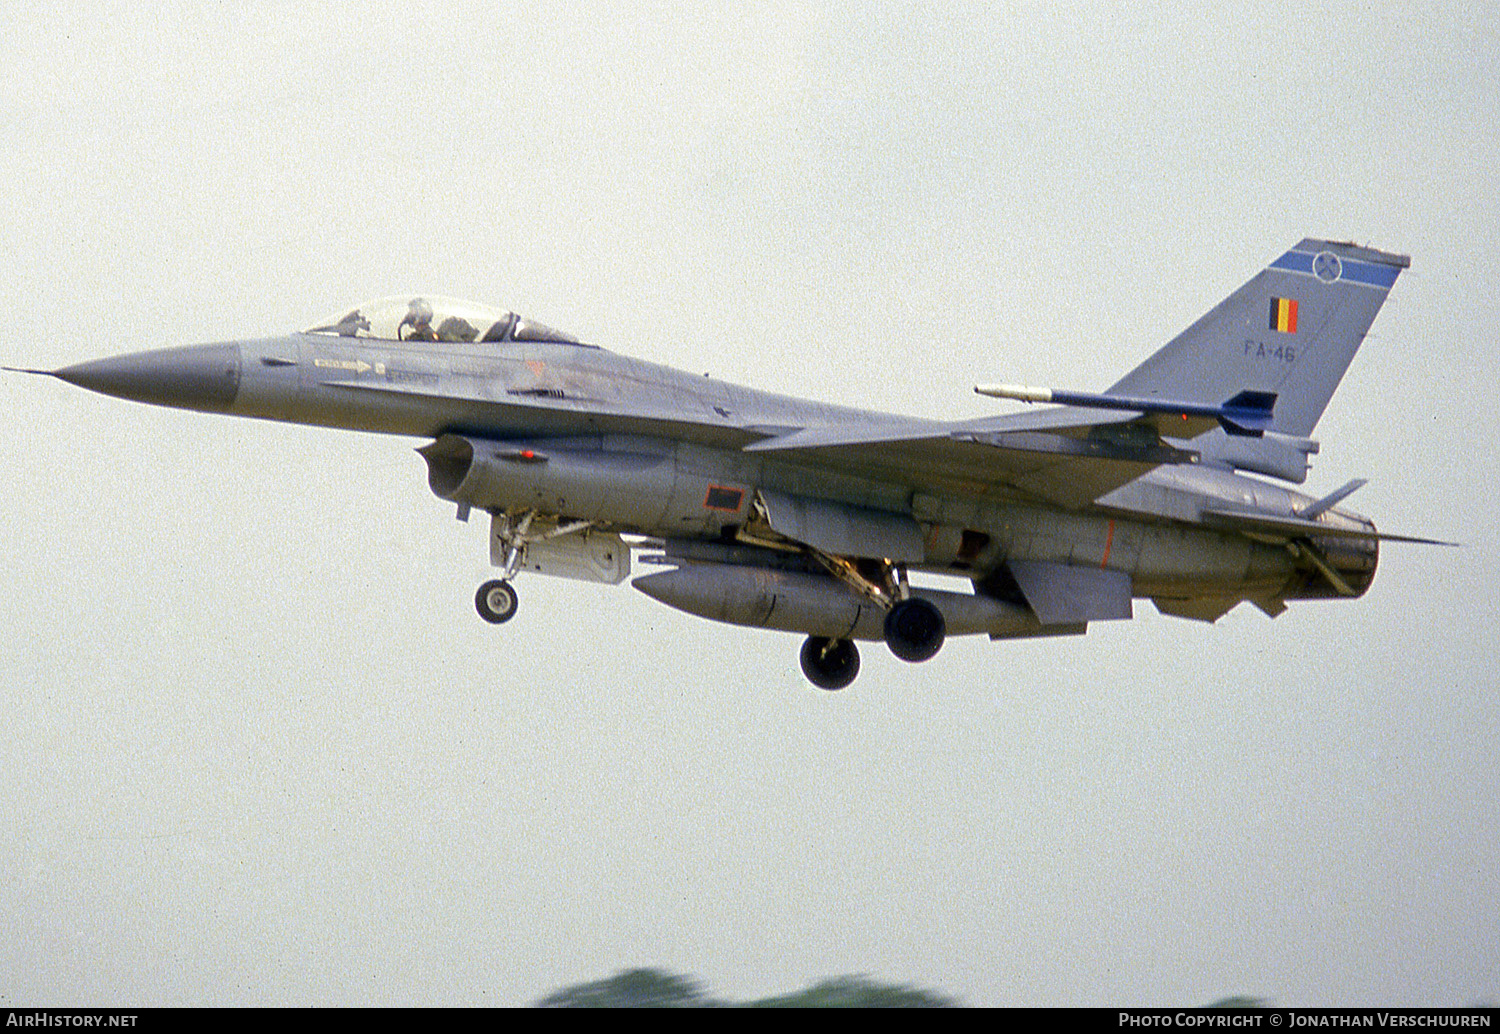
xmin=1313 ymin=251 xmax=1343 ymax=283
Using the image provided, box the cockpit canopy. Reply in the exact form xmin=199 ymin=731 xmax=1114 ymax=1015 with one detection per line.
xmin=305 ymin=295 xmax=582 ymax=346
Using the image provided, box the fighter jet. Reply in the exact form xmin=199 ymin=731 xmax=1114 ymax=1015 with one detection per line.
xmin=10 ymin=238 xmax=1445 ymax=689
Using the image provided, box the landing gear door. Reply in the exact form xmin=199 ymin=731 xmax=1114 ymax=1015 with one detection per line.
xmin=489 ymin=517 xmax=631 ymax=585
xmin=521 ymin=532 xmax=631 ymax=584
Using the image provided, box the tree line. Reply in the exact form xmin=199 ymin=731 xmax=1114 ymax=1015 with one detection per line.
xmin=534 ymin=968 xmax=959 ymax=1008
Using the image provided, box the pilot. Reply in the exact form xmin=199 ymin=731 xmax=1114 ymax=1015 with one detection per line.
xmin=397 ymin=298 xmax=439 ymax=341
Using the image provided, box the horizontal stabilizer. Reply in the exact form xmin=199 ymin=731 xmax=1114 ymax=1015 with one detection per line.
xmin=1202 ymin=507 xmax=1455 ymax=545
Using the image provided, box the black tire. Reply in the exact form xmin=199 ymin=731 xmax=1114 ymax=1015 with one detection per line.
xmin=799 ymin=636 xmax=861 ymax=690
xmin=883 ymin=597 xmax=945 ymax=663
xmin=475 ymin=579 xmax=518 ymax=624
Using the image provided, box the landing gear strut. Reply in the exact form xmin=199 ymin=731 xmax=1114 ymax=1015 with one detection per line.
xmin=799 ymin=636 xmax=861 ymax=691
xmin=473 ymin=510 xmax=608 ymax=626
xmin=473 ymin=510 xmax=535 ymax=626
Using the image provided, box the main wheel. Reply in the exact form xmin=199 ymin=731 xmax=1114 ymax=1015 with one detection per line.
xmin=883 ymin=597 xmax=945 ymax=662
xmin=475 ymin=579 xmax=519 ymax=624
xmin=799 ymin=636 xmax=861 ymax=691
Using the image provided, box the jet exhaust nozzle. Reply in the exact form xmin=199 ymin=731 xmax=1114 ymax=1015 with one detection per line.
xmin=1285 ymin=516 xmax=1381 ymax=601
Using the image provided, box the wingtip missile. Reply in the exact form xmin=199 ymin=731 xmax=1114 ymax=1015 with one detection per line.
xmin=975 ymin=382 xmax=1276 ymax=438
xmin=974 ymin=383 xmax=1055 ymax=403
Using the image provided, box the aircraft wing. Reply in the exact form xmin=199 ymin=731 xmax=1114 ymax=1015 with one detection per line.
xmin=327 ymin=363 xmax=1197 ymax=508
xmin=315 ymin=373 xmax=767 ymax=449
xmin=744 ymin=406 xmax=1197 ymax=509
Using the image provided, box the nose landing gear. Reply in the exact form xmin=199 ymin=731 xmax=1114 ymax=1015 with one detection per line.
xmin=473 ymin=509 xmax=534 ymax=626
xmin=475 ymin=579 xmax=519 ymax=624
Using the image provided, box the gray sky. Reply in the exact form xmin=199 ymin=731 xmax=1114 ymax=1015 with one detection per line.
xmin=2 ymin=1 xmax=1496 ymax=1007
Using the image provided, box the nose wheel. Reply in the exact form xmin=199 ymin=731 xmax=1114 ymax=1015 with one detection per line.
xmin=475 ymin=579 xmax=519 ymax=624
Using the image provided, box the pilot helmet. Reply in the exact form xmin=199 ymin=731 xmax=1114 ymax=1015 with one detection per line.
xmin=405 ymin=297 xmax=434 ymax=327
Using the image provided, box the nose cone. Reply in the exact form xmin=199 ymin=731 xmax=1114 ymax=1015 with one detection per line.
xmin=54 ymin=342 xmax=241 ymax=412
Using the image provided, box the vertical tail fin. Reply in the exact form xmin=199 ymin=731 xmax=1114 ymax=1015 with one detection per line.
xmin=1108 ymin=239 xmax=1409 ymax=438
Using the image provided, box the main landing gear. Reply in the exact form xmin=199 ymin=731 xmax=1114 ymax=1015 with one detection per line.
xmin=883 ymin=596 xmax=945 ymax=662
xmin=800 ymin=636 xmax=861 ymax=691
xmin=796 ymin=584 xmax=947 ymax=692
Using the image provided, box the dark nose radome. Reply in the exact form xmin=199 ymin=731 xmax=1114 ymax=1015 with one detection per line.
xmin=54 ymin=343 xmax=241 ymax=412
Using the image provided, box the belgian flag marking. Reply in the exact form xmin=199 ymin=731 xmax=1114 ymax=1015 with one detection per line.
xmin=1269 ymin=297 xmax=1299 ymax=334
